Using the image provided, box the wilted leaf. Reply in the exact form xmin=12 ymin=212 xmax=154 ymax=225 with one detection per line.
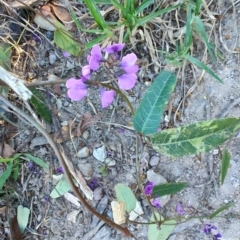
xmin=29 ymin=87 xmax=52 ymax=123
xmin=133 ymin=71 xmax=177 ymax=135
xmin=17 ymin=205 xmax=30 ymax=233
xmin=148 ymin=213 xmax=176 ymax=240
xmin=23 ymin=153 xmax=49 ymax=170
xmin=0 ymin=160 xmax=13 ymax=189
xmin=50 ymin=3 xmax=72 ymax=22
xmin=115 ymin=183 xmax=136 ymax=213
xmin=111 ymin=201 xmax=125 ymax=224
xmin=10 ymin=215 xmax=23 ymax=240
xmin=1 ymin=142 xmax=15 ymax=158
xmin=152 ymin=182 xmax=188 ymax=197
xmin=151 ymin=118 xmax=240 ymax=157
xmin=220 ymin=149 xmax=231 ymax=185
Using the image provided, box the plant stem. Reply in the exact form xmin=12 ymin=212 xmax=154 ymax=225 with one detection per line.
xmin=0 ymin=94 xmax=134 ymax=238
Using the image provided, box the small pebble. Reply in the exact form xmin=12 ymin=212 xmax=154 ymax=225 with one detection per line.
xmin=149 ymin=156 xmax=160 ymax=166
xmin=82 ymin=130 xmax=90 ymax=140
xmin=77 ymin=146 xmax=90 ymax=158
xmin=93 ymin=187 xmax=103 ymax=201
xmin=93 ymin=146 xmax=106 ymax=162
xmin=49 ymin=52 xmax=57 ymax=64
xmin=78 ymin=163 xmax=93 ymax=178
xmin=105 ymin=157 xmax=116 ymax=166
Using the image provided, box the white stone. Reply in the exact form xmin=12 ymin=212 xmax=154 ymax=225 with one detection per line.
xmin=77 ymin=147 xmax=90 ymax=158
xmin=93 ymin=146 xmax=106 ymax=162
xmin=129 ymin=201 xmax=144 ymax=221
xmin=82 ymin=130 xmax=90 ymax=140
xmin=149 ymin=156 xmax=160 ymax=166
xmin=105 ymin=157 xmax=116 ymax=166
xmin=78 ymin=163 xmax=93 ymax=178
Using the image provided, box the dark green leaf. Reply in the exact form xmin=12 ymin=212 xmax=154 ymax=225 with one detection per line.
xmin=220 ymin=149 xmax=231 ymax=185
xmin=152 ymin=182 xmax=188 ymax=197
xmin=29 ymin=87 xmax=52 ymax=124
xmin=23 ymin=153 xmax=49 ymax=170
xmin=0 ymin=42 xmax=11 ymax=70
xmin=133 ymin=71 xmax=177 ymax=135
xmin=0 ymin=161 xmax=13 ymax=189
xmin=115 ymin=183 xmax=136 ymax=213
xmin=151 ymin=118 xmax=240 ymax=157
xmin=209 ymin=202 xmax=234 ymax=219
xmin=54 ymin=22 xmax=81 ymax=56
xmin=136 ymin=0 xmax=154 ymax=14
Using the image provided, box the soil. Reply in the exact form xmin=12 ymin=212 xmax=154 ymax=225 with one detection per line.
xmin=0 ymin=1 xmax=240 ymax=240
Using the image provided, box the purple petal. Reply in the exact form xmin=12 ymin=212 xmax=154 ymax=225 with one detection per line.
xmin=66 ymin=78 xmax=87 ymax=101
xmin=117 ymin=73 xmax=137 ymax=90
xmin=89 ymin=56 xmax=101 ymax=70
xmin=91 ymin=45 xmax=102 ymax=60
xmin=62 ymin=51 xmax=71 ymax=58
xmin=100 ymin=89 xmax=115 ymax=108
xmin=151 ymin=198 xmax=161 ymax=208
xmin=177 ymin=203 xmax=184 ymax=215
xmin=103 ymin=43 xmax=125 ymax=53
xmin=144 ymin=182 xmax=154 ymax=196
xmin=82 ymin=65 xmax=91 ymax=79
xmin=121 ymin=53 xmax=139 ymax=73
xmin=56 ymin=166 xmax=64 ymax=174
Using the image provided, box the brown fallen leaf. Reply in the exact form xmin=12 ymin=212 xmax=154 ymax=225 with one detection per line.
xmin=52 ymin=126 xmax=69 ymax=143
xmin=0 ymin=142 xmax=14 ymax=158
xmin=10 ymin=215 xmax=24 ymax=240
xmin=0 ymin=206 xmax=6 ymax=214
xmin=74 ymin=112 xmax=102 ymax=137
xmin=49 ymin=3 xmax=72 ymax=23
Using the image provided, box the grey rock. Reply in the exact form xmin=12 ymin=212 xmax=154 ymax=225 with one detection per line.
xmin=149 ymin=155 xmax=160 ymax=166
xmin=77 ymin=146 xmax=90 ymax=158
xmin=78 ymin=163 xmax=93 ymax=178
xmin=82 ymin=130 xmax=90 ymax=140
xmin=93 ymin=187 xmax=103 ymax=201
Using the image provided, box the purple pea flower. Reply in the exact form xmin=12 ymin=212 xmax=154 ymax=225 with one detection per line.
xmin=151 ymin=198 xmax=161 ymax=208
xmin=177 ymin=203 xmax=184 ymax=215
xmin=100 ymin=89 xmax=115 ymax=108
xmin=88 ymin=178 xmax=98 ymax=190
xmin=66 ymin=78 xmax=87 ymax=101
xmin=82 ymin=65 xmax=91 ymax=80
xmin=203 ymin=224 xmax=222 ymax=240
xmin=88 ymin=45 xmax=102 ymax=70
xmin=144 ymin=182 xmax=154 ymax=196
xmin=103 ymin=43 xmax=125 ymax=53
xmin=117 ymin=53 xmax=138 ymax=90
xmin=56 ymin=166 xmax=64 ymax=174
xmin=62 ymin=51 xmax=71 ymax=58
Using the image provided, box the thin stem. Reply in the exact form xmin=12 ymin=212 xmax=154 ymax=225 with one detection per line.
xmin=0 ymin=94 xmax=134 ymax=238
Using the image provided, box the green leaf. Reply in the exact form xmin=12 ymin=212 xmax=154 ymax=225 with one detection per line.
xmin=50 ymin=177 xmax=72 ymax=198
xmin=136 ymin=0 xmax=154 ymax=14
xmin=17 ymin=205 xmax=30 ymax=233
xmin=23 ymin=153 xmax=49 ymax=170
xmin=85 ymin=34 xmax=108 ymax=49
xmin=0 ymin=42 xmax=11 ymax=70
xmin=0 ymin=161 xmax=13 ymax=189
xmin=184 ymin=54 xmax=222 ymax=83
xmin=220 ymin=149 xmax=231 ymax=185
xmin=13 ymin=164 xmax=19 ymax=181
xmin=184 ymin=5 xmax=193 ymax=49
xmin=133 ymin=71 xmax=177 ymax=135
xmin=152 ymin=182 xmax=187 ymax=197
xmin=151 ymin=118 xmax=240 ymax=157
xmin=54 ymin=22 xmax=82 ymax=56
xmin=209 ymin=202 xmax=234 ymax=219
xmin=148 ymin=213 xmax=176 ymax=240
xmin=115 ymin=183 xmax=136 ymax=213
xmin=29 ymin=87 xmax=52 ymax=124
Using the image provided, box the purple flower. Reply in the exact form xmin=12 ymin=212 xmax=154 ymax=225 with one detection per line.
xmin=32 ymin=33 xmax=42 ymax=43
xmin=151 ymin=198 xmax=161 ymax=208
xmin=103 ymin=43 xmax=125 ymax=53
xmin=88 ymin=45 xmax=102 ymax=70
xmin=203 ymin=224 xmax=222 ymax=240
xmin=213 ymin=233 xmax=222 ymax=240
xmin=117 ymin=73 xmax=137 ymax=90
xmin=56 ymin=166 xmax=64 ymax=174
xmin=144 ymin=182 xmax=154 ymax=196
xmin=82 ymin=65 xmax=91 ymax=80
xmin=100 ymin=89 xmax=115 ymax=108
xmin=177 ymin=203 xmax=184 ymax=215
xmin=62 ymin=51 xmax=71 ymax=58
xmin=27 ymin=162 xmax=35 ymax=169
xmin=88 ymin=178 xmax=98 ymax=190
xmin=66 ymin=78 xmax=87 ymax=101
xmin=121 ymin=53 xmax=139 ymax=73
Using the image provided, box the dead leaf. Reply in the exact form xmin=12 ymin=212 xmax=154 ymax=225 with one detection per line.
xmin=10 ymin=216 xmax=24 ymax=240
xmin=53 ymin=84 xmax=61 ymax=95
xmin=52 ymin=126 xmax=69 ymax=143
xmin=0 ymin=206 xmax=6 ymax=214
xmin=74 ymin=112 xmax=102 ymax=137
xmin=0 ymin=142 xmax=14 ymax=158
xmin=49 ymin=3 xmax=72 ymax=23
xmin=40 ymin=5 xmax=52 ymax=16
xmin=64 ymin=192 xmax=80 ymax=207
xmin=67 ymin=210 xmax=80 ymax=223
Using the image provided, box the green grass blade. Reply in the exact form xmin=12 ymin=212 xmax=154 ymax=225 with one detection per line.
xmin=136 ymin=0 xmax=154 ymax=14
xmin=151 ymin=118 xmax=240 ymax=157
xmin=85 ymin=34 xmax=108 ymax=49
xmin=0 ymin=161 xmax=13 ymax=189
xmin=184 ymin=5 xmax=193 ymax=49
xmin=194 ymin=0 xmax=202 ymax=15
xmin=209 ymin=202 xmax=234 ymax=219
xmin=220 ymin=149 xmax=231 ymax=185
xmin=132 ymin=71 xmax=177 ymax=135
xmin=110 ymin=0 xmax=128 ymax=16
xmin=29 ymin=87 xmax=52 ymax=124
xmin=83 ymin=0 xmax=108 ymax=29
xmin=192 ymin=16 xmax=216 ymax=62
xmin=185 ymin=54 xmax=223 ymax=83
xmin=137 ymin=3 xmax=181 ymax=26
xmin=23 ymin=153 xmax=49 ymax=170
xmin=152 ymin=182 xmax=188 ymax=197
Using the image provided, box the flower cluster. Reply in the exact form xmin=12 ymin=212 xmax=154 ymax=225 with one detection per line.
xmin=66 ymin=43 xmax=138 ymax=108
xmin=203 ymin=224 xmax=222 ymax=240
xmin=144 ymin=182 xmax=161 ymax=208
